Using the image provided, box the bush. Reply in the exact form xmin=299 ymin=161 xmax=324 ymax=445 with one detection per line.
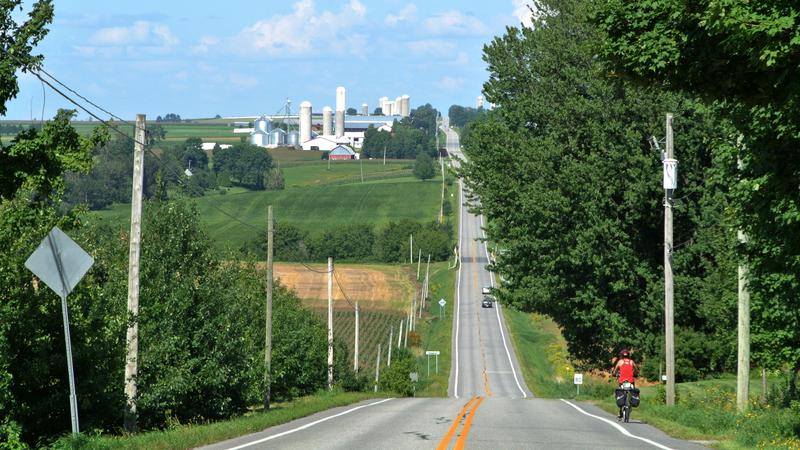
xmin=379 ymin=348 xmax=416 ymax=396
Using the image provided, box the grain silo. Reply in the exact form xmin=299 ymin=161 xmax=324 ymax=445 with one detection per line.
xmin=361 ymin=103 xmax=368 ymax=115
xmin=379 ymin=96 xmax=389 ymax=115
xmin=269 ymin=128 xmax=286 ymax=146
xmin=335 ymin=86 xmax=345 ymax=138
xmin=287 ymin=130 xmax=300 ymax=147
xmin=401 ymin=95 xmax=410 ymax=117
xmin=323 ymin=106 xmax=333 ymax=136
xmin=299 ymin=101 xmax=312 ymax=143
xmin=394 ymin=97 xmax=402 ymax=116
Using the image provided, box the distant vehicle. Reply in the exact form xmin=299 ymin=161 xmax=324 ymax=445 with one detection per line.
xmin=481 ymin=286 xmax=491 ymax=295
xmin=481 ymin=296 xmax=493 ymax=308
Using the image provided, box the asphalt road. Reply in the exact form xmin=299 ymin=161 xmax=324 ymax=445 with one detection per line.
xmin=200 ymin=122 xmax=706 ymax=449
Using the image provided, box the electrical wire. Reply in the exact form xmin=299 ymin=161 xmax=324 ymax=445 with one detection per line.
xmin=29 ymin=67 xmax=264 ymax=233
xmin=299 ymin=261 xmax=333 ymax=274
xmin=332 ymin=266 xmax=355 ymax=308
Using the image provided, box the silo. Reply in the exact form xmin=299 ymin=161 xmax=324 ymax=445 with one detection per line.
xmin=361 ymin=103 xmax=368 ymax=115
xmin=401 ymin=95 xmax=410 ymax=117
xmin=287 ymin=130 xmax=300 ymax=146
xmin=335 ymin=86 xmax=346 ymax=138
xmin=394 ymin=97 xmax=402 ymax=116
xmin=299 ymin=101 xmax=312 ymax=143
xmin=476 ymin=95 xmax=484 ymax=108
xmin=269 ymin=128 xmax=286 ymax=146
xmin=250 ymin=130 xmax=268 ymax=147
xmin=255 ymin=115 xmax=271 ymax=133
xmin=379 ymin=96 xmax=389 ymax=115
xmin=323 ymin=106 xmax=333 ymax=136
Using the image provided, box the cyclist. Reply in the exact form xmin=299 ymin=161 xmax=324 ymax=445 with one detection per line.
xmin=613 ymin=349 xmax=637 ymax=420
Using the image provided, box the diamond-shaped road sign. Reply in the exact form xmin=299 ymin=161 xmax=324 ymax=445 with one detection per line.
xmin=25 ymin=226 xmax=94 ymax=297
xmin=438 ymin=298 xmax=446 ymax=307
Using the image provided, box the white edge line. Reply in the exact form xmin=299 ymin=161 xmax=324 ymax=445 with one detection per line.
xmin=453 ymin=160 xmax=463 ymax=399
xmin=560 ymin=399 xmax=674 ymax=450
xmin=480 ymin=215 xmax=528 ymax=399
xmin=225 ymin=398 xmax=394 ymax=450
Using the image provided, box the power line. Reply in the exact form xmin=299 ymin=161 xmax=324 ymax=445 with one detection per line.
xmin=29 ymin=67 xmax=264 ymax=233
xmin=299 ymin=261 xmax=333 ymax=274
xmin=332 ymin=265 xmax=355 ymax=309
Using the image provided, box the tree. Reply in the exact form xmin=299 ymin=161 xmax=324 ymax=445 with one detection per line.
xmin=346 ymin=107 xmax=357 ymax=115
xmin=0 ymin=0 xmax=53 ymax=116
xmin=212 ymin=143 xmax=272 ymax=190
xmin=595 ymin=0 xmax=800 ymax=371
xmin=461 ymin=0 xmax=738 ymax=373
xmin=413 ymin=151 xmax=435 ymax=180
xmin=373 ymin=107 xmax=383 ymax=115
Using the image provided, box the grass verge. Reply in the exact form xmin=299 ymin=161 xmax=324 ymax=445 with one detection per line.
xmin=51 ymin=391 xmax=382 ymax=450
xmin=504 ymin=309 xmax=800 ymax=449
xmin=414 ymin=262 xmax=457 ymax=397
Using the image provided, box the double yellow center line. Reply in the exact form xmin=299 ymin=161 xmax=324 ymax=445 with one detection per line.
xmin=436 ymin=396 xmax=484 ymax=450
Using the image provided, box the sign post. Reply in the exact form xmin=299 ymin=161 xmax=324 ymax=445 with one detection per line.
xmin=573 ymin=373 xmax=583 ymax=396
xmin=438 ymin=298 xmax=446 ymax=320
xmin=426 ymin=350 xmax=440 ymax=376
xmin=409 ymin=372 xmax=418 ymax=397
xmin=25 ymin=227 xmax=94 ymax=435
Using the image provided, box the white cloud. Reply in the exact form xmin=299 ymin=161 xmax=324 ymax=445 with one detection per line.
xmin=235 ymin=0 xmax=367 ymax=57
xmin=190 ymin=36 xmax=220 ymax=54
xmin=423 ymin=10 xmax=488 ymax=37
xmin=435 ymin=76 xmax=464 ymax=91
xmin=406 ymin=39 xmax=456 ymax=57
xmin=385 ymin=4 xmax=417 ymax=26
xmin=90 ymin=20 xmax=178 ymax=47
xmin=511 ymin=0 xmax=555 ymax=27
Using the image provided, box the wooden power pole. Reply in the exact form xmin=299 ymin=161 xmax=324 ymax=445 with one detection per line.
xmin=737 ymin=230 xmax=750 ymax=412
xmin=264 ymin=205 xmax=274 ymax=410
xmin=328 ymin=256 xmax=333 ymax=390
xmin=354 ymin=302 xmax=360 ymax=373
xmin=664 ymin=113 xmax=676 ymax=407
xmin=124 ymin=114 xmax=145 ymax=432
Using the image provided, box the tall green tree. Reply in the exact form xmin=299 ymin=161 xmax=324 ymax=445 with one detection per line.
xmin=595 ymin=0 xmax=800 ymax=371
xmin=462 ymin=0 xmax=737 ymax=373
xmin=413 ymin=151 xmax=435 ymax=180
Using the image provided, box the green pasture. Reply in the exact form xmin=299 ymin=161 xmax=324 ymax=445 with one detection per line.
xmin=90 ymin=180 xmax=443 ymax=250
xmin=281 ymin=160 xmax=413 ymax=188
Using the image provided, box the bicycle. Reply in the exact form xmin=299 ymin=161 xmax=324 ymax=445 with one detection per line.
xmin=615 ymin=381 xmax=640 ymax=423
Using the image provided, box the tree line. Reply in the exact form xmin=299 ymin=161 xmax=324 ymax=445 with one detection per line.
xmin=360 ymin=104 xmax=440 ymax=160
xmin=245 ymin=219 xmax=455 ymax=264
xmin=461 ymin=0 xmax=800 ymax=387
xmin=63 ymin=134 xmax=283 ymax=210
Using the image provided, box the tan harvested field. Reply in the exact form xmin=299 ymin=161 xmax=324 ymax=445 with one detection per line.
xmin=270 ymin=263 xmax=417 ymax=312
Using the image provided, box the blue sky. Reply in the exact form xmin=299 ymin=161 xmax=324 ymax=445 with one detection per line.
xmin=6 ymin=1 xmax=534 ymax=120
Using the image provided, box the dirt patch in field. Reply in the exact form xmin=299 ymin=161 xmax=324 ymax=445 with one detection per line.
xmin=269 ymin=263 xmax=417 ymax=312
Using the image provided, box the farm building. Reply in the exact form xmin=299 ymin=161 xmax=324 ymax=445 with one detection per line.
xmin=329 ymin=145 xmax=357 ymax=160
xmin=301 ymin=135 xmax=350 ymax=151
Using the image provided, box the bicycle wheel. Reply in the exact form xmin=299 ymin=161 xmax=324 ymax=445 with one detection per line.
xmin=624 ymin=393 xmax=631 ymax=423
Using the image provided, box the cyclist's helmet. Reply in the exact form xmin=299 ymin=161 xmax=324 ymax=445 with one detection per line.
xmin=619 ymin=349 xmax=631 ymax=358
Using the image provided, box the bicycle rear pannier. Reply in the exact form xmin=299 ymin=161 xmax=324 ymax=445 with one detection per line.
xmin=614 ymin=389 xmax=626 ymax=407
xmin=630 ymin=388 xmax=641 ymax=407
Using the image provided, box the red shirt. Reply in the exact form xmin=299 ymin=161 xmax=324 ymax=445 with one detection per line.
xmin=618 ymin=358 xmax=635 ymax=384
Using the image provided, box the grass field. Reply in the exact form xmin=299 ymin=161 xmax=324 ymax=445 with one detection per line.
xmin=91 ymin=179 xmax=443 ymax=250
xmin=280 ymin=160 xmax=413 ymax=188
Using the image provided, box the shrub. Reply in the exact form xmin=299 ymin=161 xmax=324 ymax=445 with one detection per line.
xmin=379 ymin=348 xmax=416 ymax=396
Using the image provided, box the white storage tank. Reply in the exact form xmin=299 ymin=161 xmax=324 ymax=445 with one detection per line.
xmin=323 ymin=106 xmax=332 ymax=136
xmin=250 ymin=130 xmax=268 ymax=147
xmin=299 ymin=101 xmax=312 ymax=143
xmin=287 ymin=130 xmax=300 ymax=146
xmin=269 ymin=128 xmax=286 ymax=146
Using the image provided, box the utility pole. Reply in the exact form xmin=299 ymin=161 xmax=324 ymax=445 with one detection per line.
xmin=354 ymin=302 xmax=360 ymax=373
xmin=417 ymin=250 xmax=422 ymax=280
xmin=398 ymin=320 xmax=403 ymax=348
xmin=664 ymin=113 xmax=676 ymax=407
xmin=327 ymin=256 xmax=333 ymax=390
xmin=264 ymin=205 xmax=274 ymax=410
xmin=737 ymin=230 xmax=750 ymax=412
xmin=410 ymin=234 xmax=413 ymax=264
xmin=439 ymin=156 xmax=445 ymax=223
xmin=383 ymin=145 xmax=386 ymax=166
xmin=404 ymin=315 xmax=409 ymax=347
xmin=374 ymin=343 xmax=381 ymax=392
xmin=424 ymin=254 xmax=431 ymax=308
xmin=388 ymin=327 xmax=393 ymax=367
xmin=124 ymin=113 xmax=145 ymax=433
